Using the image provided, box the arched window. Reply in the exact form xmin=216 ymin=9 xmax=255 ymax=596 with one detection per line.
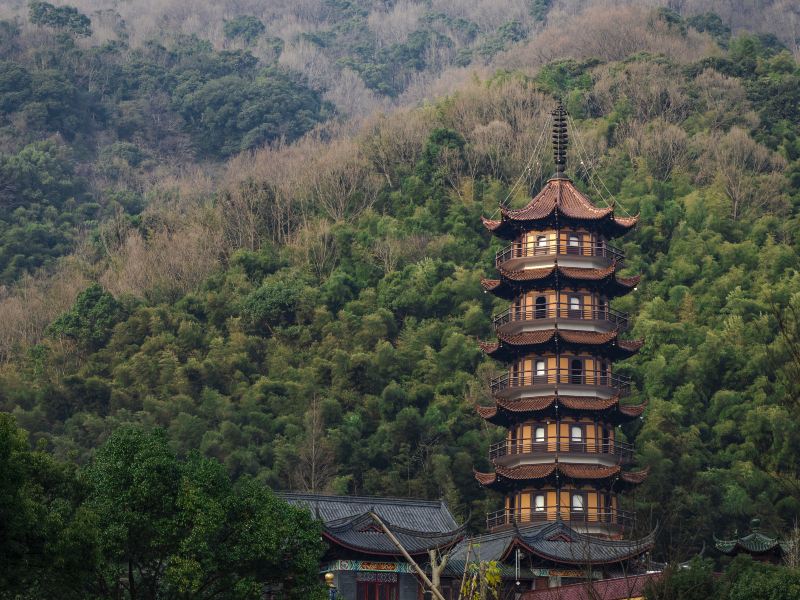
xmin=535 ymin=296 xmax=547 ymax=319
xmin=572 ymin=493 xmax=585 ymax=511
xmin=570 ymin=359 xmax=583 ymax=384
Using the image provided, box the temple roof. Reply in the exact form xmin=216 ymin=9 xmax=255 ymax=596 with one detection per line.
xmin=474 ymin=463 xmax=649 ymax=490
xmin=445 ymin=521 xmax=655 ymax=571
xmin=715 ymin=530 xmax=790 ymax=557
xmin=481 ymin=264 xmax=640 ymax=299
xmin=282 ymin=492 xmax=464 ymax=556
xmin=476 ymin=395 xmax=647 ymax=425
xmin=481 ymin=178 xmax=638 ymax=240
xmin=480 ymin=329 xmax=643 ymax=360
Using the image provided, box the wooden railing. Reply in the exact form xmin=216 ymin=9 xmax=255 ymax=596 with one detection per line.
xmin=495 ymin=241 xmax=625 ymax=268
xmin=492 ymin=303 xmax=629 ymax=330
xmin=489 ymin=437 xmax=634 ymax=462
xmin=486 ymin=507 xmax=635 ymax=530
xmin=490 ymin=369 xmax=631 ymax=396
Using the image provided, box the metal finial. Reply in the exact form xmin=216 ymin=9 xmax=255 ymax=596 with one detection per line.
xmin=552 ymin=101 xmax=568 ymax=178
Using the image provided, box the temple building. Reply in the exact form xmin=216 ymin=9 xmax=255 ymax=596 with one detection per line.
xmin=282 ymin=493 xmax=465 ymax=600
xmin=474 ymin=102 xmax=649 ymax=538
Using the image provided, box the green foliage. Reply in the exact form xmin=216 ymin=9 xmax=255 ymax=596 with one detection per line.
xmin=223 ymin=16 xmax=266 ymax=44
xmin=687 ymin=12 xmax=731 ymax=47
xmin=47 ymin=284 xmax=128 ymax=351
xmin=0 ymin=417 xmax=326 ymax=599
xmin=644 ymin=558 xmax=720 ymax=600
xmin=28 ymin=1 xmax=91 ymax=37
xmin=174 ymin=68 xmax=326 ymax=156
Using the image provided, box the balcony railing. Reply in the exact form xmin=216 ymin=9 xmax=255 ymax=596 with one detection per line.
xmin=486 ymin=507 xmax=636 ymax=530
xmin=489 ymin=437 xmax=634 ymax=463
xmin=493 ymin=303 xmax=629 ymax=331
xmin=490 ymin=368 xmax=632 ymax=396
xmin=495 ymin=241 xmax=625 ymax=268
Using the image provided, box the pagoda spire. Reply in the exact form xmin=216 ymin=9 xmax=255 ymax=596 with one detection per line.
xmin=552 ymin=101 xmax=568 ymax=179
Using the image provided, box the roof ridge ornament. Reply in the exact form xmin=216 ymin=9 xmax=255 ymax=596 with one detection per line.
xmin=552 ymin=100 xmax=568 ymax=179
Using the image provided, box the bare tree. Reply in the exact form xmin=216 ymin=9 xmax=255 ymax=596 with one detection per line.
xmin=292 ymin=396 xmax=335 ymax=493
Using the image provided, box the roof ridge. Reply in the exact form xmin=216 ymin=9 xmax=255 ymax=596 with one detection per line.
xmin=278 ymin=491 xmax=446 ymax=507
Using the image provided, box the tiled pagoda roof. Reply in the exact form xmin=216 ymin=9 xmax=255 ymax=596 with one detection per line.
xmin=444 ymin=521 xmax=655 ymax=571
xmin=715 ymin=530 xmax=790 ymax=557
xmin=474 ymin=463 xmax=649 ymax=489
xmin=476 ymin=395 xmax=647 ymax=425
xmin=481 ymin=178 xmax=638 ymax=240
xmin=479 ymin=329 xmax=643 ymax=360
xmin=480 ymin=264 xmax=640 ymax=299
xmin=281 ymin=492 xmax=464 ymax=556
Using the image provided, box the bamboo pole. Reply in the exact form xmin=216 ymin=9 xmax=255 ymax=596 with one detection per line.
xmin=368 ymin=511 xmax=447 ymax=600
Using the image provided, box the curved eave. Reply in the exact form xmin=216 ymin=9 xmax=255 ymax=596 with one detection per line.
xmin=504 ymin=528 xmax=657 ymax=565
xmin=485 ymin=264 xmax=640 ymax=299
xmin=474 ymin=464 xmax=649 ymax=490
xmin=480 ymin=330 xmax=644 ymax=360
xmin=481 ymin=179 xmax=639 ymax=240
xmin=475 ymin=396 xmax=647 ymax=425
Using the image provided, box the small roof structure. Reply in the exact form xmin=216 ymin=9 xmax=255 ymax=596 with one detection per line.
xmin=282 ymin=492 xmax=465 ymax=557
xmin=445 ymin=521 xmax=655 ymax=575
xmin=714 ymin=519 xmax=791 ymax=561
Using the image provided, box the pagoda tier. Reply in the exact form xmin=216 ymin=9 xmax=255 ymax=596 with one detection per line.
xmin=474 ymin=101 xmax=647 ymax=535
xmin=479 ymin=329 xmax=644 ymax=360
xmin=480 ymin=178 xmax=638 ymax=240
xmin=476 ymin=395 xmax=647 ymax=426
xmin=481 ymin=264 xmax=640 ymax=300
xmin=474 ymin=463 xmax=649 ymax=490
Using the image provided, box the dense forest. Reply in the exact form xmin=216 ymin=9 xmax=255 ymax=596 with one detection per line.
xmin=3 ymin=0 xmax=800 ymax=597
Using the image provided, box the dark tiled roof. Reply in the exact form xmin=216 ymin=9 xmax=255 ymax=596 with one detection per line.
xmin=281 ymin=492 xmax=458 ymax=531
xmin=715 ymin=531 xmax=789 ymax=556
xmin=282 ymin=493 xmax=464 ymax=557
xmin=446 ymin=521 xmax=655 ymax=571
xmin=522 ymin=573 xmax=659 ymax=599
xmin=322 ymin=511 xmax=464 ymax=556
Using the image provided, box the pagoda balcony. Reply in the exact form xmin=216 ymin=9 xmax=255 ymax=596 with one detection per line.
xmin=495 ymin=241 xmax=625 ymax=271
xmin=493 ymin=303 xmax=629 ymax=335
xmin=489 ymin=437 xmax=634 ymax=466
xmin=490 ymin=369 xmax=632 ymax=399
xmin=486 ymin=507 xmax=636 ymax=532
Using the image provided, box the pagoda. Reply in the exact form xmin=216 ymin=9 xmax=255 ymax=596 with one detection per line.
xmin=474 ymin=102 xmax=649 ymax=538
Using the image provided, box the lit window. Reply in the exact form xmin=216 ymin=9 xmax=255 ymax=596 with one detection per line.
xmin=572 ymin=494 xmax=585 ymax=511
xmin=534 ymin=426 xmax=546 ymax=442
xmin=571 ymin=426 xmax=583 ymax=442
xmin=534 ymin=494 xmax=546 ymax=512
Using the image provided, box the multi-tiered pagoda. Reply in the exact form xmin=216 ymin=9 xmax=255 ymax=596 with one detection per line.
xmin=475 ymin=103 xmax=649 ymax=538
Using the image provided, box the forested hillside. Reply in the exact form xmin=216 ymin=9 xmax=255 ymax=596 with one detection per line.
xmin=2 ymin=0 xmax=800 ymax=575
